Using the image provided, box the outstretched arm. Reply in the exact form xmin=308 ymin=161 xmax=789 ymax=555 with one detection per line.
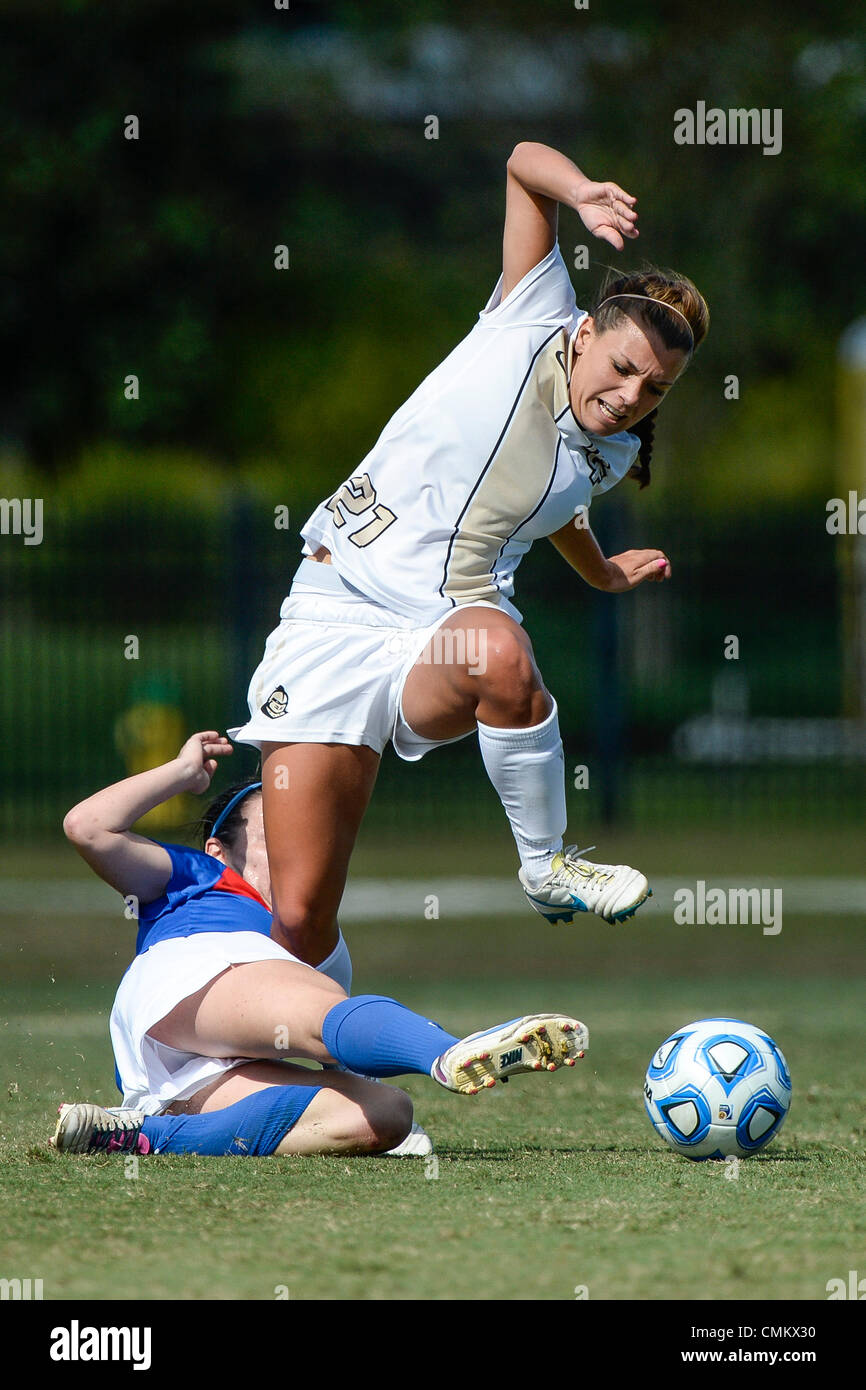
xmin=62 ymin=731 xmax=234 ymax=902
xmin=502 ymin=142 xmax=639 ymax=300
xmin=549 ymin=517 xmax=670 ymax=592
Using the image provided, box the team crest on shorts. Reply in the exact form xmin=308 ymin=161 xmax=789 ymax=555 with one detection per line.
xmin=261 ymin=686 xmax=289 ymax=718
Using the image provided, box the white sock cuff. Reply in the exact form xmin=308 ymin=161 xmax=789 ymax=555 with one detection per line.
xmin=477 ymin=698 xmax=560 ymax=750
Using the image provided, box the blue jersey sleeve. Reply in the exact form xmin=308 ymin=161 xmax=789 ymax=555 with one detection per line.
xmin=137 ymin=844 xmax=222 ymax=924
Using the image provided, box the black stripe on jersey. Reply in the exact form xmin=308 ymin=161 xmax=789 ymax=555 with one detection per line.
xmin=438 ymin=326 xmax=562 ymax=605
xmin=492 ymin=434 xmax=562 ymax=592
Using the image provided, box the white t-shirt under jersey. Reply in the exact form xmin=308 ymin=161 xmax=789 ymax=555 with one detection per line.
xmin=301 ymin=243 xmax=641 ymax=623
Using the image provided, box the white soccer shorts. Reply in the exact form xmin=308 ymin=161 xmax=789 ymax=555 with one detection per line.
xmin=229 ymin=558 xmax=500 ymax=761
xmin=110 ymin=931 xmax=307 ymax=1114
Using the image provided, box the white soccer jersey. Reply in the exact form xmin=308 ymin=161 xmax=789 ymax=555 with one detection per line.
xmin=300 ymin=243 xmax=641 ymax=623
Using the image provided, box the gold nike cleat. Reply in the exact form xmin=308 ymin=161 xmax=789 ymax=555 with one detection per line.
xmin=432 ymin=1014 xmax=588 ymax=1095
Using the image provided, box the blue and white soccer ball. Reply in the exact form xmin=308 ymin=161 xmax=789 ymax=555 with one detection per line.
xmin=644 ymin=1017 xmax=792 ymax=1160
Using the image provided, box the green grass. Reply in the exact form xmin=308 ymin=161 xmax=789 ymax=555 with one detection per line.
xmin=0 ymin=971 xmax=862 ymax=1302
xmin=1 ymin=822 xmax=863 ymax=1302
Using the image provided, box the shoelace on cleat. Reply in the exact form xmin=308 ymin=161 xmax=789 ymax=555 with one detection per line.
xmin=555 ymin=848 xmax=615 ymax=890
xmin=91 ymin=1120 xmax=140 ymax=1152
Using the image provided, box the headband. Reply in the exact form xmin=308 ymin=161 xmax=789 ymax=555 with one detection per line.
xmin=209 ymin=780 xmax=262 ymax=840
xmin=596 ymin=293 xmax=695 ymax=351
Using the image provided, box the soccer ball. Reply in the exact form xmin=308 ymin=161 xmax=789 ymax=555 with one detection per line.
xmin=644 ymin=1017 xmax=791 ymax=1160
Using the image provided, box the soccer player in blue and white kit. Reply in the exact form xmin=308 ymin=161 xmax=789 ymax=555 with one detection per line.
xmin=229 ymin=141 xmax=709 ymax=980
xmin=52 ymin=732 xmax=588 ymax=1158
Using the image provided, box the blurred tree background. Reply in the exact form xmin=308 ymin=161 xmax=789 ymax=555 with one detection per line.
xmin=1 ymin=0 xmax=864 ymax=834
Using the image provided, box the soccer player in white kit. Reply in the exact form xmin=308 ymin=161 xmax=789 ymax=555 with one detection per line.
xmin=230 ymin=141 xmax=710 ymax=975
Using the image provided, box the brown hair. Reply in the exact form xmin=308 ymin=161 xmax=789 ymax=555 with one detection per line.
xmin=591 ymin=267 xmax=710 ymax=488
xmin=198 ymin=778 xmax=262 ymax=853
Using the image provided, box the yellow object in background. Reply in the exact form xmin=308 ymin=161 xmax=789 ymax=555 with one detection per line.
xmin=115 ymin=679 xmax=193 ymax=830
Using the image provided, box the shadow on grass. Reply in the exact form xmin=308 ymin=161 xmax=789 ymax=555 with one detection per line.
xmin=433 ymin=1144 xmax=810 ymax=1163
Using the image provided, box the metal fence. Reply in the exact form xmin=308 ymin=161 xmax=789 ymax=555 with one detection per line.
xmin=1 ymin=488 xmax=860 ymax=840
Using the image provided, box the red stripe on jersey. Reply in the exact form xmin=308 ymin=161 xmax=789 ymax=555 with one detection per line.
xmin=212 ymin=865 xmax=271 ymax=912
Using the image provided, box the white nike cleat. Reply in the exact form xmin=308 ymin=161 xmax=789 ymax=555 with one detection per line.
xmin=519 ymin=846 xmax=651 ymax=923
xmin=431 ymin=1014 xmax=588 ymax=1095
xmin=50 ymin=1102 xmax=146 ymax=1155
xmin=386 ymin=1122 xmax=435 ymax=1157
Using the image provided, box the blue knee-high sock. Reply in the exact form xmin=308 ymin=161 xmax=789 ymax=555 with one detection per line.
xmin=321 ymin=995 xmax=459 ymax=1078
xmin=141 ymin=1084 xmax=320 ymax=1156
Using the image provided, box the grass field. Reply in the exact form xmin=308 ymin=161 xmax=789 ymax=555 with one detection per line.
xmin=1 ymin=826 xmax=864 ymax=1303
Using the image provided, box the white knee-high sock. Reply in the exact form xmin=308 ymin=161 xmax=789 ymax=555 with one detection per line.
xmin=315 ymin=930 xmax=353 ymax=993
xmin=477 ymin=699 xmax=567 ymax=887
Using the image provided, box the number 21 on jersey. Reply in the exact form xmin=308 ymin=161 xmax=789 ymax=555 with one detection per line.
xmin=324 ymin=473 xmax=397 ymax=548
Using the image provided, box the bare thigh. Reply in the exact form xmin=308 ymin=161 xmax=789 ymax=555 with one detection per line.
xmin=165 ymin=1060 xmax=413 ymax=1156
xmin=261 ymin=741 xmax=380 ymax=964
xmin=148 ymin=959 xmax=346 ymax=1063
xmin=401 ymin=607 xmax=551 ymax=741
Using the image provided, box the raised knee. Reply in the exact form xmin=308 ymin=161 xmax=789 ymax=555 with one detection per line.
xmin=372 ymin=1087 xmax=414 ymax=1151
xmin=476 ymin=629 xmax=540 ymax=722
xmin=272 ymin=891 xmax=326 ymax=934
xmin=351 ymin=1086 xmax=413 ymax=1154
xmin=270 ymin=892 xmax=336 ymax=961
